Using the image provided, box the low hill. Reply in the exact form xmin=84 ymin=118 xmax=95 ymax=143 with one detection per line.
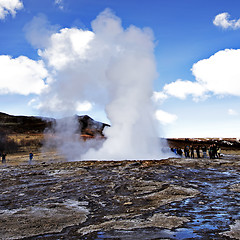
xmin=0 ymin=112 xmax=110 ymax=137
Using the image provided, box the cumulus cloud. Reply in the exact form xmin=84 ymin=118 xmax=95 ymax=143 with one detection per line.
xmin=163 ymin=79 xmax=206 ymax=101
xmin=228 ymin=109 xmax=238 ymax=116
xmin=0 ymin=55 xmax=48 ymax=95
xmin=155 ymin=48 xmax=240 ymax=102
xmin=24 ymin=14 xmax=60 ymax=49
xmin=192 ymin=49 xmax=240 ymax=96
xmin=213 ymin=12 xmax=240 ymax=30
xmin=152 ymin=91 xmax=168 ymax=103
xmin=155 ymin=110 xmax=178 ymax=125
xmin=0 ymin=0 xmax=23 ymax=20
xmin=55 ymin=0 xmax=64 ymax=10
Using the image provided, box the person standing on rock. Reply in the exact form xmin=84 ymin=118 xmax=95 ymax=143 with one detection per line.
xmin=190 ymin=145 xmax=194 ymax=158
xmin=177 ymin=148 xmax=183 ymax=157
xmin=217 ymin=147 xmax=221 ymax=158
xmin=2 ymin=152 xmax=7 ymax=164
xmin=202 ymin=145 xmax=207 ymax=158
xmin=196 ymin=146 xmax=200 ymax=158
xmin=212 ymin=144 xmax=218 ymax=159
xmin=184 ymin=146 xmax=190 ymax=158
xmin=29 ymin=152 xmax=33 ymax=164
xmin=209 ymin=145 xmax=213 ymax=159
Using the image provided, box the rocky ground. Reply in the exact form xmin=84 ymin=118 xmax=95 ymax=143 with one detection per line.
xmin=0 ymin=154 xmax=239 ymax=240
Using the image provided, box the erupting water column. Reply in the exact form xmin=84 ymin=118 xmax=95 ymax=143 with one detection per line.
xmin=39 ymin=9 xmax=168 ymax=160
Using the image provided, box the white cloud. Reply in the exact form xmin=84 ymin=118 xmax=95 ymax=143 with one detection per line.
xmin=0 ymin=55 xmax=48 ymax=95
xmin=152 ymin=91 xmax=168 ymax=103
xmin=55 ymin=0 xmax=64 ymax=10
xmin=228 ymin=109 xmax=238 ymax=116
xmin=155 ymin=48 xmax=240 ymax=102
xmin=163 ymin=79 xmax=206 ymax=100
xmin=27 ymin=98 xmax=42 ymax=110
xmin=76 ymin=101 xmax=93 ymax=112
xmin=213 ymin=12 xmax=240 ymax=30
xmin=192 ymin=49 xmax=240 ymax=96
xmin=0 ymin=0 xmax=23 ymax=20
xmin=155 ymin=110 xmax=178 ymax=125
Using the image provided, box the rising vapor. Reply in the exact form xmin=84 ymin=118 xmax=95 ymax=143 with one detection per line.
xmin=35 ymin=9 xmax=168 ymax=160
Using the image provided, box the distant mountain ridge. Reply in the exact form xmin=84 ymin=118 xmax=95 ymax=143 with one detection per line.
xmin=0 ymin=112 xmax=110 ymax=136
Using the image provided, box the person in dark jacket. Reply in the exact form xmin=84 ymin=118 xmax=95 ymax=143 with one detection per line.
xmin=2 ymin=152 xmax=7 ymax=164
xmin=196 ymin=146 xmax=200 ymax=158
xmin=29 ymin=152 xmax=33 ymax=164
xmin=209 ymin=145 xmax=213 ymax=159
xmin=213 ymin=144 xmax=218 ymax=159
xmin=184 ymin=146 xmax=190 ymax=158
xmin=177 ymin=148 xmax=183 ymax=157
xmin=202 ymin=145 xmax=207 ymax=158
xmin=190 ymin=145 xmax=194 ymax=158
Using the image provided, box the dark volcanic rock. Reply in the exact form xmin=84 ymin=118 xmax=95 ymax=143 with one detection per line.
xmin=77 ymin=115 xmax=110 ymax=137
xmin=0 ymin=157 xmax=239 ymax=239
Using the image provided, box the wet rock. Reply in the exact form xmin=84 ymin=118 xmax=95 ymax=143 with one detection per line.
xmin=229 ymin=183 xmax=240 ymax=192
xmin=137 ymin=185 xmax=199 ymax=210
xmin=0 ymin=157 xmax=239 ymax=239
xmin=78 ymin=213 xmax=189 ymax=236
xmin=222 ymin=220 xmax=240 ymax=240
xmin=0 ymin=200 xmax=89 ymax=239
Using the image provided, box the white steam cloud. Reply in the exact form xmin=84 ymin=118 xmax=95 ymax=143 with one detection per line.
xmin=24 ymin=14 xmax=60 ymax=49
xmin=34 ymin=9 xmax=167 ymax=160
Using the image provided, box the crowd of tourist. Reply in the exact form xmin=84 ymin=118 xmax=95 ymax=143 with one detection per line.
xmin=171 ymin=144 xmax=221 ymax=159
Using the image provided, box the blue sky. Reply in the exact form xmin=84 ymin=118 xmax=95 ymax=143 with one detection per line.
xmin=1 ymin=0 xmax=240 ymax=138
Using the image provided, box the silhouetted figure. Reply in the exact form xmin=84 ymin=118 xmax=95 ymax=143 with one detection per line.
xmin=184 ymin=146 xmax=190 ymax=158
xmin=177 ymin=148 xmax=183 ymax=157
xmin=190 ymin=145 xmax=194 ymax=158
xmin=196 ymin=146 xmax=200 ymax=158
xmin=2 ymin=153 xmax=6 ymax=164
xmin=202 ymin=145 xmax=207 ymax=158
xmin=209 ymin=145 xmax=213 ymax=159
xmin=29 ymin=152 xmax=33 ymax=164
xmin=213 ymin=144 xmax=218 ymax=159
xmin=217 ymin=147 xmax=221 ymax=158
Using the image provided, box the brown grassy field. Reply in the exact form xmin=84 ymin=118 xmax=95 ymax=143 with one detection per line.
xmin=2 ymin=133 xmax=240 ymax=166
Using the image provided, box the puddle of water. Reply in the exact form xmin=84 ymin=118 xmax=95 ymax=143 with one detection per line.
xmin=88 ymin=228 xmax=201 ymax=240
xmin=3 ymin=160 xmax=240 ymax=240
xmin=175 ymin=228 xmax=201 ymax=239
xmin=154 ymin=167 xmax=240 ymax=239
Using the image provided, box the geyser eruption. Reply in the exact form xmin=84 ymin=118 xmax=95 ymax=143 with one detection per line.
xmin=39 ymin=9 xmax=168 ymax=160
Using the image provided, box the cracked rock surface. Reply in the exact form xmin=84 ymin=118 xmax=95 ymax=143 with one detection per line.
xmin=0 ymin=157 xmax=239 ymax=239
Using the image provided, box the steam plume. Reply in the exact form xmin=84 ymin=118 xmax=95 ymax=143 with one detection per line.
xmin=39 ymin=9 xmax=168 ymax=160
